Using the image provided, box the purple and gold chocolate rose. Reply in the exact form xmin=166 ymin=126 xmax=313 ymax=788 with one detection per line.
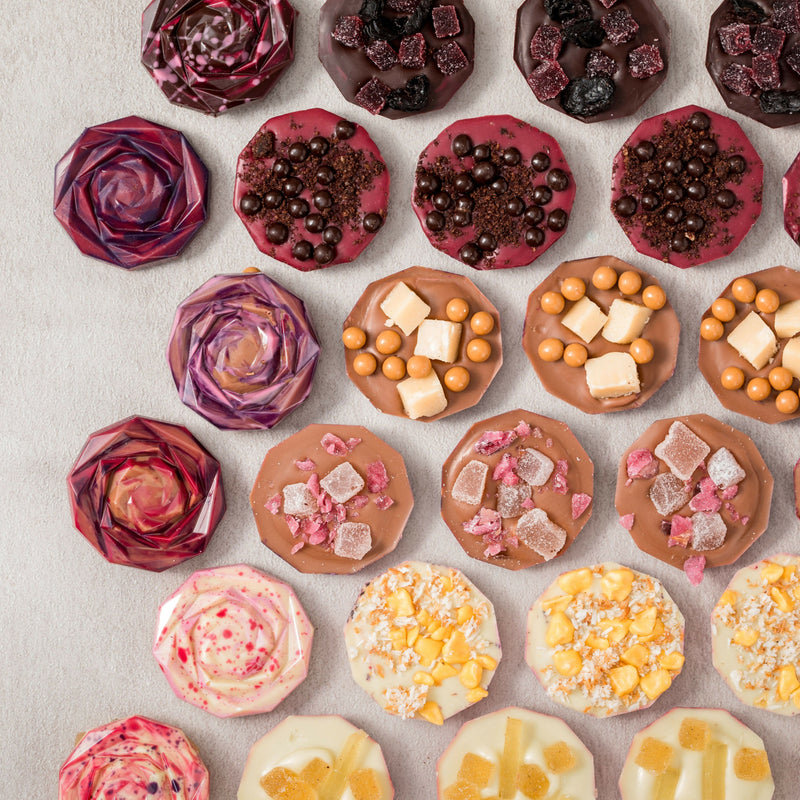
xmin=67 ymin=416 xmax=225 ymax=571
xmin=54 ymin=116 xmax=208 ymax=269
xmin=167 ymin=270 xmax=320 ymax=430
xmin=141 ymin=0 xmax=297 ymax=115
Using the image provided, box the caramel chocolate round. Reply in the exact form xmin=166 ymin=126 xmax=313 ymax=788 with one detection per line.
xmin=523 ymin=255 xmax=679 ymax=414
xmin=699 ymin=265 xmax=800 ymax=423
xmin=441 ymin=409 xmax=593 ymax=570
xmin=250 ymin=424 xmax=412 ymax=574
xmin=615 ymin=414 xmax=773 ymax=578
xmin=343 ymin=266 xmax=502 ymax=421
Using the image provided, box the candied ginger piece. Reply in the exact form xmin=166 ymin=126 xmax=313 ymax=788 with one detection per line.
xmin=691 ymin=512 xmax=727 ymax=551
xmin=530 ymin=24 xmax=562 ymax=60
xmin=349 ymin=768 xmax=382 ymax=800
xmin=320 ymin=462 xmax=365 ymax=504
xmin=283 ymin=483 xmax=317 ymax=517
xmin=516 ymin=763 xmax=549 ymax=799
xmin=719 ymin=22 xmax=752 ymax=54
xmin=452 ymin=460 xmax=489 ymax=505
xmin=654 ymin=421 xmax=710 ymax=480
xmin=627 ymin=448 xmax=659 ymax=480
xmin=457 ymin=753 xmax=494 ymax=788
xmin=499 ymin=717 xmax=523 ymax=799
xmin=333 ymin=522 xmax=372 ymax=559
xmin=543 ymin=741 xmax=576 ymax=774
xmin=527 ymin=60 xmax=569 ymax=101
xmin=300 ymin=758 xmax=331 ymax=788
xmin=734 ymin=747 xmax=771 ymax=781
xmin=635 ymin=738 xmax=673 ymax=775
xmin=498 ymin=482 xmax=532 ymax=518
xmin=261 ymin=767 xmax=298 ymax=794
xmin=516 ymin=509 xmax=566 ymax=560
xmin=649 ymin=472 xmax=688 ymax=515
xmin=517 ymin=448 xmax=554 ymax=486
xmin=678 ymin=718 xmax=710 ymax=751
xmin=443 ymin=781 xmax=481 ymax=800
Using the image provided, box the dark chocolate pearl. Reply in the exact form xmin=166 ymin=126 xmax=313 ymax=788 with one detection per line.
xmin=524 ymin=206 xmax=544 ymax=225
xmin=288 ymin=198 xmax=309 ymax=218
xmin=615 ymin=196 xmax=637 ymax=217
xmin=452 ymin=134 xmax=472 ymax=157
xmin=664 ymin=157 xmax=683 ymax=174
xmin=313 ymin=190 xmax=333 ymax=210
xmin=641 ymin=192 xmax=661 ymax=211
xmin=292 ymin=240 xmax=314 ymax=261
xmin=459 ymin=243 xmax=481 ymax=265
xmin=335 ymin=120 xmax=355 ymax=139
xmin=525 ymin=227 xmax=545 ymax=247
xmin=305 ymin=213 xmax=325 ymax=233
xmin=273 ymin=157 xmax=292 ymax=178
xmin=663 ymin=182 xmax=684 ymax=202
xmin=531 ymin=152 xmax=550 ymax=172
xmin=308 ymin=136 xmax=329 ymax=156
xmin=455 ymin=196 xmax=474 ymax=212
xmin=239 ymin=193 xmax=261 ymax=215
xmin=728 ymin=155 xmax=747 ymax=174
xmin=533 ymin=185 xmax=553 ymax=206
xmin=688 ymin=111 xmax=710 ymax=131
xmin=715 ymin=189 xmax=736 ymax=208
xmin=416 ymin=172 xmax=440 ymax=194
xmin=477 ymin=232 xmax=497 ymax=251
xmin=263 ymin=190 xmax=284 ymax=209
xmin=363 ymin=213 xmax=383 ymax=233
xmin=685 ymin=214 xmax=705 ymax=233
xmin=645 ymin=171 xmax=664 ymax=189
xmin=432 ymin=192 xmax=452 ymax=211
xmin=506 ymin=197 xmax=524 ymax=216
xmin=634 ymin=140 xmax=655 ymax=161
xmin=266 ymin=222 xmax=288 ymax=244
xmin=547 ymin=169 xmax=569 ymax=192
xmin=472 ymin=143 xmax=491 ymax=161
xmin=452 ymin=210 xmax=472 ymax=227
xmin=663 ymin=204 xmax=683 ymax=224
xmin=547 ymin=208 xmax=568 ymax=232
xmin=426 ymin=211 xmax=445 ymax=231
xmin=472 ymin=162 xmax=496 ymax=185
xmin=503 ymin=147 xmax=521 ymax=166
xmin=314 ymin=243 xmax=336 ymax=264
xmin=687 ymin=181 xmax=707 ymax=201
xmin=316 ymin=165 xmax=335 ymax=185
xmin=322 ymin=226 xmax=342 ymax=244
xmin=453 ymin=173 xmax=475 ymax=194
xmin=686 ymin=158 xmax=705 ymax=177
xmin=283 ymin=177 xmax=303 ymax=197
xmin=490 ymin=177 xmax=508 ymax=194
xmin=698 ymin=139 xmax=718 ymax=158
xmin=671 ymin=233 xmax=690 ymax=253
xmin=288 ymin=142 xmax=308 ymax=163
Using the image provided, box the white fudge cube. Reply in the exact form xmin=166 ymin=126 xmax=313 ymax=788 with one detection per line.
xmin=782 ymin=336 xmax=800 ymax=380
xmin=602 ymin=299 xmax=652 ymax=344
xmin=319 ymin=462 xmax=365 ymax=503
xmin=397 ymin=371 xmax=447 ymax=419
xmin=561 ymin=296 xmax=608 ymax=344
xmin=414 ymin=319 xmax=462 ymax=363
xmin=379 ymin=281 xmax=430 ymax=336
xmin=584 ymin=352 xmax=640 ymax=399
xmin=452 ymin=459 xmax=489 ymax=505
xmin=282 ymin=483 xmax=317 ymax=517
xmin=726 ymin=311 xmax=778 ymax=370
xmin=774 ymin=299 xmax=800 ymax=338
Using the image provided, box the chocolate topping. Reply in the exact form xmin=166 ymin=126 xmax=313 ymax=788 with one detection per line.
xmin=785 ymin=152 xmax=800 ymax=244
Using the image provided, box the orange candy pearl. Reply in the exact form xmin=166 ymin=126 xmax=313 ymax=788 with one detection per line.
xmin=618 ymin=270 xmax=642 ymax=295
xmin=467 ymin=338 xmax=492 ymax=362
xmin=406 ymin=355 xmax=432 ymax=379
xmin=776 ymin=390 xmax=800 ymax=414
xmin=700 ymin=317 xmax=724 ymax=341
xmin=446 ymin=298 xmax=470 ymax=322
xmin=642 ymin=285 xmax=666 ymax=310
xmin=711 ymin=298 xmax=736 ymax=322
xmin=630 ymin=338 xmax=654 ymax=364
xmin=538 ymin=338 xmax=564 ymax=362
xmin=746 ymin=377 xmax=771 ymax=402
xmin=560 ymin=277 xmax=586 ymax=301
xmin=470 ymin=311 xmax=494 ymax=335
xmin=768 ymin=367 xmax=793 ymax=391
xmin=375 ymin=330 xmax=402 ymax=355
xmin=540 ymin=291 xmax=565 ymax=315
xmin=342 ymin=326 xmax=367 ymax=350
xmin=731 ymin=278 xmax=757 ymax=304
xmin=382 ymin=356 xmax=406 ymax=380
xmin=563 ymin=343 xmax=588 ymax=367
xmin=720 ymin=367 xmax=745 ymax=390
xmin=353 ymin=353 xmax=377 ymax=376
xmin=444 ymin=366 xmax=470 ymax=392
xmin=592 ymin=266 xmax=617 ymax=290
xmin=755 ymin=289 xmax=780 ymax=314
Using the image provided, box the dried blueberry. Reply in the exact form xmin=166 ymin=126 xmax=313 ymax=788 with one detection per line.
xmin=728 ymin=155 xmax=747 ymax=173
xmin=544 ymin=0 xmax=591 ymax=24
xmin=634 ymin=141 xmax=655 ymax=161
xmin=385 ymin=75 xmax=431 ymax=112
xmin=309 ymin=136 xmax=329 ymax=156
xmin=687 ymin=181 xmax=707 ymax=200
xmin=273 ymin=158 xmax=292 ymax=178
xmin=731 ymin=0 xmax=767 ymax=24
xmin=288 ymin=142 xmax=308 ymax=163
xmin=533 ymin=185 xmax=553 ymax=205
xmin=685 ymin=214 xmax=705 ymax=233
xmin=455 ymin=196 xmax=474 ymax=212
xmin=560 ymin=75 xmax=615 ymax=117
xmin=453 ymin=173 xmax=474 ymax=193
xmin=263 ymin=190 xmax=284 ymax=209
xmin=641 ymin=192 xmax=660 ymax=211
xmin=664 ymin=182 xmax=684 ymax=202
xmin=316 ymin=166 xmax=335 ymax=185
xmin=490 ymin=177 xmax=509 ymax=194
xmin=698 ymin=139 xmax=718 ymax=157
xmin=282 ymin=177 xmax=303 ymax=197
xmin=472 ymin=162 xmax=496 ymax=184
xmin=452 ymin=210 xmax=471 ymax=227
xmin=760 ymin=89 xmax=800 ymax=114
xmin=562 ymin=19 xmax=606 ymax=48
xmin=671 ymin=233 xmax=690 ymax=252
xmin=686 ymin=158 xmax=705 ymax=177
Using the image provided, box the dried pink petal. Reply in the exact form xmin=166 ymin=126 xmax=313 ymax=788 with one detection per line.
xmin=571 ymin=493 xmax=592 ymax=520
xmin=463 ymin=507 xmax=502 ymax=537
xmin=475 ymin=429 xmax=518 ymax=454
xmin=493 ymin=453 xmax=519 ymax=486
xmin=626 ymin=448 xmax=659 ymax=480
xmin=684 ymin=555 xmax=706 ymax=585
xmin=266 ymin=494 xmax=281 ymax=515
xmin=367 ymin=460 xmax=390 ymax=493
xmin=619 ymin=513 xmax=635 ymax=530
xmin=321 ymin=433 xmax=349 ymax=456
xmin=294 ymin=458 xmax=316 ymax=471
xmin=375 ymin=494 xmax=394 ymax=510
xmin=668 ymin=514 xmax=693 ymax=548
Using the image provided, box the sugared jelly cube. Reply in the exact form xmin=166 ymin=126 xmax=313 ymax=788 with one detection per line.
xmin=707 ymin=447 xmax=745 ymax=489
xmin=654 ymin=421 xmax=710 ymax=481
xmin=443 ymin=781 xmax=481 ymax=800
xmin=517 ymin=448 xmax=554 ymax=486
xmin=434 ymin=41 xmax=469 ymax=75
xmin=497 ymin=482 xmax=532 ymax=518
xmin=635 ymin=738 xmax=674 ymax=775
xmin=527 ymin=60 xmax=569 ymax=101
xmin=753 ymin=25 xmax=786 ymax=55
xmin=366 ymin=40 xmax=398 ymax=71
xmin=690 ymin=512 xmax=727 ymax=551
xmin=516 ymin=763 xmax=549 ymax=799
xmin=332 ymin=16 xmax=364 ymax=48
xmin=586 ymin=49 xmax=617 ymax=77
xmin=627 ymin=44 xmax=664 ymax=79
xmin=530 ymin=25 xmax=562 ymax=61
xmin=734 ymin=748 xmax=771 ymax=781
xmin=348 ymin=768 xmax=382 ymax=800
xmin=648 ymin=472 xmax=688 ymax=516
xmin=333 ymin=522 xmax=372 ymax=560
xmin=601 ymin=8 xmax=639 ymax=45
xmin=773 ymin=0 xmax=800 ymax=33
xmin=355 ymin=78 xmax=390 ymax=114
xmin=320 ymin=462 xmax=365 ymax=503
xmin=718 ymin=22 xmax=752 ymax=54
xmin=787 ymin=42 xmax=800 ymax=76
xmin=721 ymin=62 xmax=756 ymax=95
xmin=516 ymin=509 xmax=566 ymax=560
xmin=752 ymin=54 xmax=781 ymax=89
xmin=283 ymin=483 xmax=317 ymax=517
xmin=432 ymin=5 xmax=461 ymax=38
xmin=452 ymin=460 xmax=489 ymax=505
xmin=457 ymin=752 xmax=494 ymax=788
xmin=300 ymin=758 xmax=330 ymax=788
xmin=543 ymin=741 xmax=576 ymax=773
xmin=386 ymin=0 xmax=419 ymax=10
xmin=678 ymin=718 xmax=710 ymax=751
xmin=399 ymin=33 xmax=427 ymax=68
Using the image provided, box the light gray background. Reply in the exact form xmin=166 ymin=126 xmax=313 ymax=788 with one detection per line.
xmin=1 ymin=0 xmax=799 ymax=798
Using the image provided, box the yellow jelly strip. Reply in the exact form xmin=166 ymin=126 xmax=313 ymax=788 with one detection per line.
xmin=498 ymin=717 xmax=523 ymax=799
xmin=319 ymin=729 xmax=367 ymax=800
xmin=702 ymin=741 xmax=728 ymax=800
xmin=654 ymin=767 xmax=679 ymax=800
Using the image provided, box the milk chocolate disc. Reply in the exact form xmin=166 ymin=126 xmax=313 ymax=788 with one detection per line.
xmin=615 ymin=414 xmax=773 ymax=577
xmin=523 ymin=255 xmax=679 ymax=414
xmin=441 ymin=409 xmax=593 ymax=570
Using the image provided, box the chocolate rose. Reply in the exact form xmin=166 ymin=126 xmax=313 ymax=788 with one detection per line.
xmin=153 ymin=565 xmax=314 ymax=716
xmin=167 ymin=270 xmax=320 ymax=430
xmin=54 ymin=116 xmax=208 ymax=269
xmin=59 ymin=715 xmax=209 ymax=800
xmin=67 ymin=415 xmax=225 ymax=572
xmin=141 ymin=0 xmax=297 ymax=115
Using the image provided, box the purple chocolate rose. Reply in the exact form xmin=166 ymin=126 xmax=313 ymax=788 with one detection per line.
xmin=54 ymin=116 xmax=208 ymax=269
xmin=167 ymin=270 xmax=320 ymax=430
xmin=141 ymin=0 xmax=297 ymax=115
xmin=67 ymin=416 xmax=225 ymax=572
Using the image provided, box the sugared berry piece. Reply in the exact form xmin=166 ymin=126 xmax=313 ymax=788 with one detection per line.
xmin=528 ymin=60 xmax=569 ymax=101
xmin=772 ymin=0 xmax=800 ymax=34
xmin=434 ymin=41 xmax=469 ymax=74
xmin=366 ymin=40 xmax=398 ymax=71
xmin=601 ymin=8 xmax=639 ymax=45
xmin=752 ymin=54 xmax=780 ymax=89
xmin=586 ymin=49 xmax=617 ymax=77
xmin=628 ymin=44 xmax=664 ymax=79
xmin=721 ymin=63 xmax=756 ymax=95
xmin=752 ymin=25 xmax=786 ymax=56
xmin=399 ymin=33 xmax=427 ymax=68
xmin=356 ymin=78 xmax=390 ymax=114
xmin=332 ymin=16 xmax=364 ymax=48
xmin=432 ymin=5 xmax=461 ymax=38
xmin=531 ymin=24 xmax=563 ymax=60
xmin=718 ymin=22 xmax=752 ymax=55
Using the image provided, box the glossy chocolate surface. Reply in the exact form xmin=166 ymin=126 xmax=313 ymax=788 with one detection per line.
xmin=785 ymin=152 xmax=800 ymax=244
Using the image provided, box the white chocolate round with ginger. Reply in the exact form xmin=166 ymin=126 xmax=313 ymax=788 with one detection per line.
xmin=344 ymin=560 xmax=501 ymax=724
xmin=237 ymin=715 xmax=393 ymax=800
xmin=619 ymin=707 xmax=773 ymax=800
xmin=437 ymin=706 xmax=596 ymax=800
xmin=712 ymin=553 xmax=800 ymax=715
xmin=526 ymin=562 xmax=685 ymax=717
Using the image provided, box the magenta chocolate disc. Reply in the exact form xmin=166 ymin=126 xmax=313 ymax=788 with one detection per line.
xmin=167 ymin=270 xmax=320 ymax=430
xmin=707 ymin=0 xmax=800 ymax=129
xmin=785 ymin=151 xmax=800 ymax=244
xmin=611 ymin=105 xmax=763 ymax=268
xmin=234 ymin=108 xmax=390 ymax=270
xmin=141 ymin=0 xmax=296 ymax=116
xmin=412 ymin=115 xmax=575 ymax=269
xmin=514 ymin=0 xmax=670 ymax=123
xmin=67 ymin=415 xmax=225 ymax=572
xmin=54 ymin=116 xmax=208 ymax=269
xmin=319 ymin=0 xmax=475 ymax=118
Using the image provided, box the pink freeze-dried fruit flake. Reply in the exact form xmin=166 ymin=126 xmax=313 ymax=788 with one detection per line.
xmin=475 ymin=429 xmax=517 ymax=454
xmin=707 ymin=448 xmax=745 ymax=489
xmin=319 ymin=462 xmax=365 ymax=504
xmin=684 ymin=555 xmax=706 ymax=585
xmin=333 ymin=522 xmax=372 ymax=559
xmin=332 ymin=16 xmax=364 ymax=48
xmin=266 ymin=494 xmax=281 ymax=515
xmin=586 ymin=49 xmax=618 ymax=77
xmin=752 ymin=54 xmax=781 ymax=89
xmin=514 ymin=421 xmax=532 ymax=438
xmin=295 ymin=458 xmax=316 ymax=471
xmin=627 ymin=44 xmax=664 ymax=79
xmin=527 ymin=60 xmax=569 ymax=100
xmin=691 ymin=512 xmax=727 ymax=551
xmin=718 ymin=22 xmax=752 ymax=55
xmin=367 ymin=460 xmax=389 ymax=493
xmin=721 ymin=62 xmax=756 ymax=94
xmin=366 ymin=40 xmax=398 ymax=71
xmin=434 ymin=41 xmax=469 ymax=74
xmin=649 ymin=472 xmax=688 ymax=516
xmin=530 ymin=24 xmax=562 ymax=61
xmin=689 ymin=477 xmax=722 ymax=514
xmin=601 ymin=8 xmax=639 ymax=45
xmin=452 ymin=459 xmax=489 ymax=505
xmin=463 ymin=507 xmax=501 ymax=536
xmin=497 ymin=482 xmax=532 ymax=518
xmin=627 ymin=448 xmax=659 ymax=481
xmin=753 ymin=25 xmax=786 ymax=56
xmin=493 ymin=453 xmax=519 ymax=486
xmin=654 ymin=421 xmax=710 ymax=481
xmin=516 ymin=509 xmax=566 ymax=560
xmin=399 ymin=33 xmax=427 ymax=68
xmin=619 ymin=513 xmax=635 ymax=530
xmin=321 ymin=433 xmax=348 ymax=456
xmin=517 ymin=448 xmax=554 ymax=486
xmin=432 ymin=5 xmax=461 ymax=38
xmin=355 ymin=78 xmax=390 ymax=114
xmin=668 ymin=514 xmax=693 ymax=548
xmin=282 ymin=483 xmax=317 ymax=517
xmin=374 ymin=494 xmax=394 ymax=510
xmin=571 ymin=493 xmax=592 ymax=520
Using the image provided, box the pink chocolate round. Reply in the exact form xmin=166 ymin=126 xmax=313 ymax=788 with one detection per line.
xmin=784 ymin=151 xmax=800 ymax=245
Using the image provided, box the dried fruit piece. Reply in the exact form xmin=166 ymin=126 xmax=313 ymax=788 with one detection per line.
xmin=721 ymin=63 xmax=756 ymax=95
xmin=432 ymin=5 xmax=461 ymax=37
xmin=752 ymin=54 xmax=781 ymax=89
xmin=601 ymin=8 xmax=639 ymax=45
xmin=635 ymin=737 xmax=674 ymax=775
xmin=528 ymin=60 xmax=570 ymax=100
xmin=366 ymin=39 xmax=398 ymax=70
xmin=560 ymin=75 xmax=615 ymax=116
xmin=434 ymin=41 xmax=469 ymax=74
xmin=399 ymin=32 xmax=427 ymax=67
xmin=654 ymin=421 xmax=710 ymax=481
xmin=333 ymin=15 xmax=365 ymax=48
xmin=356 ymin=77 xmax=391 ymax=113
xmin=586 ymin=49 xmax=617 ymax=77
xmin=628 ymin=43 xmax=664 ymax=78
xmin=718 ymin=22 xmax=752 ymax=55
xmin=530 ymin=24 xmax=562 ymax=60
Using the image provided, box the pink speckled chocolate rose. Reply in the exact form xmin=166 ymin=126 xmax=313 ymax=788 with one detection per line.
xmin=54 ymin=116 xmax=208 ymax=269
xmin=67 ymin=416 xmax=225 ymax=572
xmin=59 ymin=715 xmax=209 ymax=800
xmin=167 ymin=270 xmax=320 ymax=430
xmin=141 ymin=0 xmax=296 ymax=115
xmin=153 ymin=565 xmax=314 ymax=716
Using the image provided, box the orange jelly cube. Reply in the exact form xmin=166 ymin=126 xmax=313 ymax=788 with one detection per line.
xmin=349 ymin=768 xmax=382 ymax=800
xmin=443 ymin=780 xmax=481 ymax=800
xmin=634 ymin=738 xmax=674 ymax=775
xmin=734 ymin=748 xmax=771 ymax=781
xmin=516 ymin=763 xmax=550 ymax=799
xmin=678 ymin=718 xmax=710 ymax=751
xmin=543 ymin=741 xmax=576 ymax=774
xmin=300 ymin=758 xmax=330 ymax=788
xmin=457 ymin=753 xmax=494 ymax=788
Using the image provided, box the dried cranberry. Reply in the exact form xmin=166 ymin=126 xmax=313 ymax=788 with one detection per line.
xmin=752 ymin=25 xmax=786 ymax=56
xmin=560 ymin=75 xmax=615 ymax=117
xmin=717 ymin=22 xmax=752 ymax=54
xmin=527 ymin=60 xmax=569 ymax=101
xmin=586 ymin=49 xmax=617 ymax=77
xmin=530 ymin=24 xmax=562 ymax=61
xmin=398 ymin=33 xmax=426 ymax=68
xmin=434 ymin=41 xmax=469 ymax=74
xmin=333 ymin=15 xmax=365 ymax=48
xmin=355 ymin=78 xmax=390 ymax=114
xmin=562 ymin=19 xmax=605 ymax=48
xmin=601 ymin=8 xmax=639 ymax=45
xmin=721 ymin=63 xmax=756 ymax=95
xmin=752 ymin=54 xmax=781 ymax=90
xmin=366 ymin=40 xmax=398 ymax=71
xmin=627 ymin=44 xmax=664 ymax=79
xmin=386 ymin=75 xmax=431 ymax=112
xmin=544 ymin=0 xmax=591 ymax=24
xmin=432 ymin=5 xmax=460 ymax=37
